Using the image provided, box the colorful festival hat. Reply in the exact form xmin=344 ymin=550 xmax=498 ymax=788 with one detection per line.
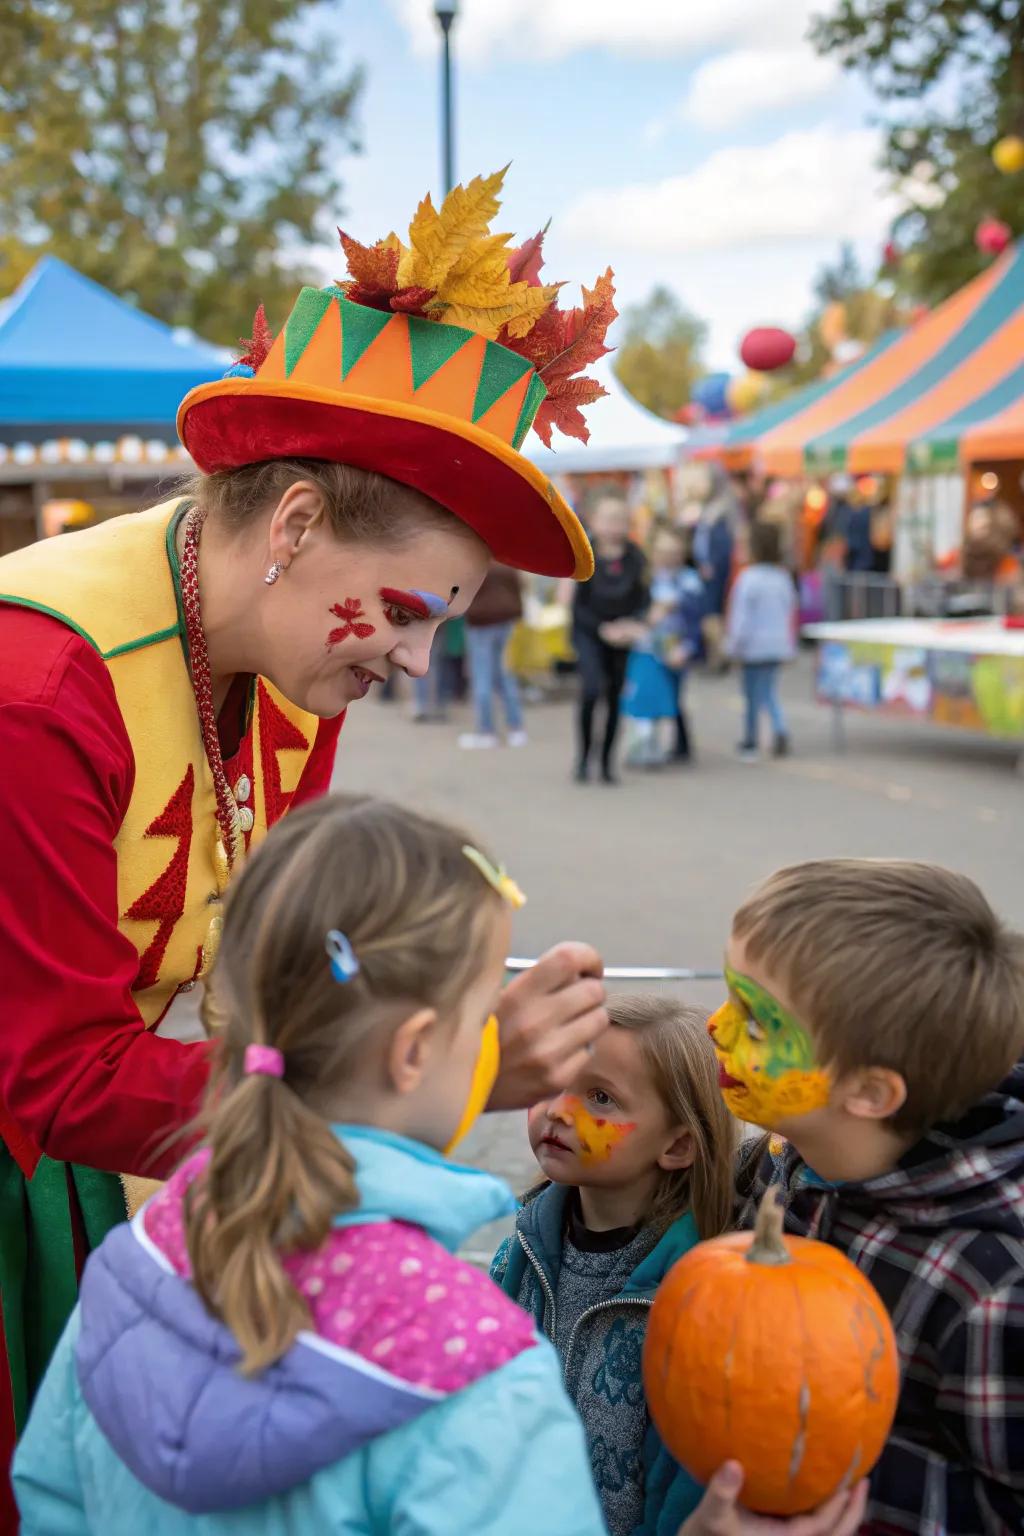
xmin=178 ymin=168 xmax=617 ymax=579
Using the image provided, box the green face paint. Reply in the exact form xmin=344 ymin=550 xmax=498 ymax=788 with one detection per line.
xmin=707 ymin=966 xmax=831 ymax=1127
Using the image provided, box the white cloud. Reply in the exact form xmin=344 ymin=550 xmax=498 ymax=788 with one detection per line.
xmin=561 ymin=127 xmax=895 ymax=254
xmin=389 ymin=0 xmax=821 ymax=64
xmin=682 ymin=47 xmax=839 ymax=131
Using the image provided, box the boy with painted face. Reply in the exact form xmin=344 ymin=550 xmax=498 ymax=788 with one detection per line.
xmin=711 ymin=859 xmax=1024 ymax=1535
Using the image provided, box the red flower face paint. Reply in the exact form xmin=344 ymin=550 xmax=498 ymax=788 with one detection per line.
xmin=379 ymin=587 xmax=449 ymax=627
xmin=327 ymin=598 xmax=376 ymax=647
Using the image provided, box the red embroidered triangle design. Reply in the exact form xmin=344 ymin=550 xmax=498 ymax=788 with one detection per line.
xmin=258 ymin=680 xmax=310 ymax=828
xmin=126 ymin=765 xmax=195 ymax=991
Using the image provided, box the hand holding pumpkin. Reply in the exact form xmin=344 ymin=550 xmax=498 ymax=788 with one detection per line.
xmin=678 ymin=1463 xmax=868 ymax=1536
xmin=645 ymin=1190 xmax=899 ymax=1516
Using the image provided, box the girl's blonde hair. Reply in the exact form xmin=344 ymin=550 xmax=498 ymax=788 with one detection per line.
xmin=184 ymin=794 xmax=503 ymax=1376
xmin=609 ymin=996 xmax=737 ymax=1239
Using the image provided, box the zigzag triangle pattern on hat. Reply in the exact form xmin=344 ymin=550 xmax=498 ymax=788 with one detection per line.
xmin=261 ymin=288 xmax=546 ymax=448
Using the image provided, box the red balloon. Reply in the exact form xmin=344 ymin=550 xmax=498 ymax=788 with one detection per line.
xmin=740 ymin=326 xmax=796 ymax=372
xmin=975 ymin=217 xmax=1012 ymax=256
xmin=883 ymin=240 xmax=900 ymax=267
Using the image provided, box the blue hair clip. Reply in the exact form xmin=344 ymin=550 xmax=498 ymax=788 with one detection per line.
xmin=326 ymin=930 xmax=360 ymax=983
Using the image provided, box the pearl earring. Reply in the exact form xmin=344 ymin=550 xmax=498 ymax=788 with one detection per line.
xmin=264 ymin=562 xmax=284 ymax=586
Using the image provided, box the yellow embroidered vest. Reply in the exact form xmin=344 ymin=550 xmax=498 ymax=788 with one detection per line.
xmin=0 ymin=500 xmax=320 ymax=1026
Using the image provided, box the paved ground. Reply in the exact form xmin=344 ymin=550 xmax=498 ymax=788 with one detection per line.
xmin=331 ymin=653 xmax=1022 ymax=1259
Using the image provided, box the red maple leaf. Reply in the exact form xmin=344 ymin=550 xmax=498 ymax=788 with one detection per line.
xmin=500 ymin=267 xmax=617 ymax=445
xmin=337 ymin=230 xmax=438 ymax=316
xmin=237 ymin=304 xmax=274 ymax=370
xmin=538 ymin=269 xmax=617 ymax=383
xmin=327 ymin=598 xmax=376 ymax=646
xmin=507 ymin=223 xmax=549 ymax=286
xmin=388 ymin=285 xmax=437 ymax=315
xmin=533 ymin=377 xmax=609 ymax=448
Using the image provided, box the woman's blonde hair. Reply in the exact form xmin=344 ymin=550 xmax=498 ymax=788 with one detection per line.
xmin=184 ymin=794 xmax=504 ymax=1376
xmin=609 ymin=995 xmax=737 ymax=1239
xmin=184 ymin=457 xmax=477 ymax=548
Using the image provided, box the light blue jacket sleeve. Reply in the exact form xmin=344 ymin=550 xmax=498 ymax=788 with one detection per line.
xmin=362 ymin=1337 xmax=608 ymax=1536
xmin=13 ymin=1312 xmax=90 ymax=1536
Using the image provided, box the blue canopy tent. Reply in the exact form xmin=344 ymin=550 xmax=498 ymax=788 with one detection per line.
xmin=0 ymin=256 xmax=228 ymax=444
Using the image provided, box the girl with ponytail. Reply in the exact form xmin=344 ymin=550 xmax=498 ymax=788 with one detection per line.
xmin=13 ymin=794 xmax=607 ymax=1535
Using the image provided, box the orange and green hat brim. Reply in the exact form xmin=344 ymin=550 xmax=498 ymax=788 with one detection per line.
xmin=177 ymin=287 xmax=593 ymax=580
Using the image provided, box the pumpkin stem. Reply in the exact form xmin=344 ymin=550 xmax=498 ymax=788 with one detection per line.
xmin=746 ymin=1189 xmax=790 ymax=1267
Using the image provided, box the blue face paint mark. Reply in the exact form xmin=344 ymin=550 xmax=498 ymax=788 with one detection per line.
xmin=410 ymin=589 xmax=450 ymax=618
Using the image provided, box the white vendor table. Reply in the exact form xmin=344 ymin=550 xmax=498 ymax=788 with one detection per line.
xmin=802 ymin=618 xmax=1024 ymax=750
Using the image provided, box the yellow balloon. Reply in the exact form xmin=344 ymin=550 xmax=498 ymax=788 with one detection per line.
xmin=993 ymin=135 xmax=1024 ymax=174
xmin=728 ymin=371 xmax=766 ymax=414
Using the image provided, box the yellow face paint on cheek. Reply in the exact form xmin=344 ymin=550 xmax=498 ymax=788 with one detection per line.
xmin=564 ymin=1096 xmax=637 ymax=1163
xmin=708 ymin=978 xmax=831 ymax=1129
xmin=444 ymin=1015 xmax=501 ymax=1156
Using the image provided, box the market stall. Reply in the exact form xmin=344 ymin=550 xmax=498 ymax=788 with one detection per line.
xmin=0 ymin=256 xmax=227 ymax=548
xmin=804 ymin=616 xmax=1024 ymax=752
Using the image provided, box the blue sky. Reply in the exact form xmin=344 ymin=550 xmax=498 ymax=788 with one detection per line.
xmin=321 ymin=1 xmax=895 ymax=371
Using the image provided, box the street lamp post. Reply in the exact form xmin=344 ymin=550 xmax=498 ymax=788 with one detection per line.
xmin=434 ymin=0 xmax=458 ymax=195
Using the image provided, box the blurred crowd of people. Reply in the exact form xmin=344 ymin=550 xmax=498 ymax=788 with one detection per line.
xmin=378 ymin=458 xmax=1024 ymax=777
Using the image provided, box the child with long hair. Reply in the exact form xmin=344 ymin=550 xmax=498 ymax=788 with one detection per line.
xmin=13 ymin=796 xmax=607 ymax=1534
xmin=492 ymin=997 xmax=738 ymax=1536
xmin=14 ymin=799 xmax=869 ymax=1536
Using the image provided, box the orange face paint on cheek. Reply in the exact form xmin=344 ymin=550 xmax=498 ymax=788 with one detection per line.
xmin=565 ymin=1096 xmax=637 ymax=1163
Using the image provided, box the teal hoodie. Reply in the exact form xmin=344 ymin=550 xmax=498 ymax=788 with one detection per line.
xmin=491 ymin=1183 xmax=703 ymax=1536
xmin=14 ymin=1129 xmax=608 ymax=1536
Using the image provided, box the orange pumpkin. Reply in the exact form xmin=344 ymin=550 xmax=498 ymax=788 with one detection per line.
xmin=643 ymin=1191 xmax=899 ymax=1515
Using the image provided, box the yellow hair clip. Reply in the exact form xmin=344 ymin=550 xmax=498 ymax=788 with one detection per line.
xmin=462 ymin=845 xmax=527 ymax=909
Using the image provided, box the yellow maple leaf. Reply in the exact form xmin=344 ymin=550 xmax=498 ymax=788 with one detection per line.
xmin=399 ymin=167 xmax=508 ymax=291
xmin=440 ymin=244 xmax=516 ymax=308
xmin=443 ymin=280 xmax=559 ymax=341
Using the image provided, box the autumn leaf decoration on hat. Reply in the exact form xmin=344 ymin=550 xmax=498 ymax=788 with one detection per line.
xmin=178 ymin=167 xmax=613 ymax=579
xmin=334 ymin=166 xmax=617 ymax=446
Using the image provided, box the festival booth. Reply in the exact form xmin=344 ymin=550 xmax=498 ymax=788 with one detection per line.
xmin=682 ymin=252 xmax=1024 ymax=750
xmin=0 ymin=256 xmax=226 ymax=551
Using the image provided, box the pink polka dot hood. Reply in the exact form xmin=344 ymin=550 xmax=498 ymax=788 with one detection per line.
xmin=57 ymin=1128 xmax=577 ymax=1521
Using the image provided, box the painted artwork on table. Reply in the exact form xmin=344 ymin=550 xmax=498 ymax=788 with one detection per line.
xmin=817 ymin=640 xmax=1024 ymax=739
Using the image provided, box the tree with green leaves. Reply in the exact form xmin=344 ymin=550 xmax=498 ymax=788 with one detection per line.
xmin=0 ymin=1 xmax=362 ymax=343
xmin=811 ymin=1 xmax=1024 ymax=303
xmin=612 ymin=286 xmax=706 ymax=420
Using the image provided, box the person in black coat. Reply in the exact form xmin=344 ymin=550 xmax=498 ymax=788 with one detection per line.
xmin=572 ymin=497 xmax=648 ymax=783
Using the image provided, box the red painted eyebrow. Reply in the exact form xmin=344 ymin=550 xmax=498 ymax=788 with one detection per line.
xmin=379 ymin=587 xmax=431 ymax=620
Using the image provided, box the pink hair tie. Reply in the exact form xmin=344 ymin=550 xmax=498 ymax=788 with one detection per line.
xmin=243 ymin=1044 xmax=285 ymax=1079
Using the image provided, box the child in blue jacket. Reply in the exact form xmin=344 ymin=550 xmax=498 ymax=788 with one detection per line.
xmin=492 ymin=997 xmax=738 ymax=1536
xmin=13 ymin=797 xmax=607 ymax=1536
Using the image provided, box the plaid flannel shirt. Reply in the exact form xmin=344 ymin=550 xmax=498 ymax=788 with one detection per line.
xmin=737 ymin=1062 xmax=1024 ymax=1536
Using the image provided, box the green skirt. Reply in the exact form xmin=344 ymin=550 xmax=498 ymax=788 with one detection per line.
xmin=0 ymin=1148 xmax=127 ymax=1434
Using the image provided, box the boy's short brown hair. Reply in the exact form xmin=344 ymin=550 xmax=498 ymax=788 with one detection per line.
xmin=733 ymin=859 xmax=1024 ymax=1134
